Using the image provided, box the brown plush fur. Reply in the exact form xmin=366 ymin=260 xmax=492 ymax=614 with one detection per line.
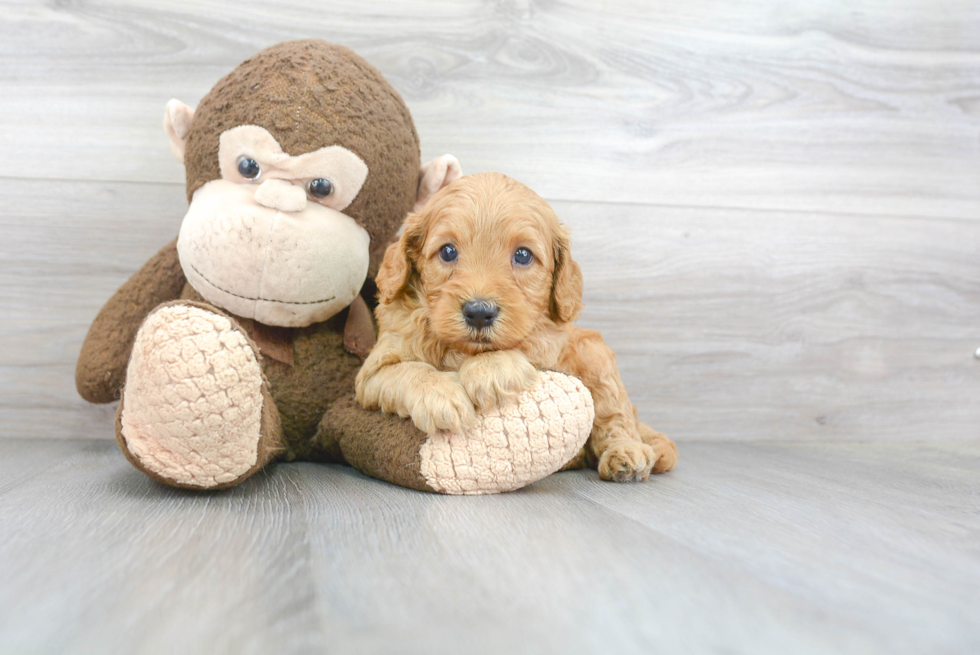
xmin=321 ymin=394 xmax=434 ymax=492
xmin=357 ymin=173 xmax=678 ymax=481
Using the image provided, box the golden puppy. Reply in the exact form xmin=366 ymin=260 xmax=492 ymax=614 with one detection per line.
xmin=355 ymin=172 xmax=677 ymax=482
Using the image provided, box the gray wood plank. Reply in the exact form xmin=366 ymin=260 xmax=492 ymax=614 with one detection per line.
xmin=0 ymin=443 xmax=327 ymax=655
xmin=560 ymin=201 xmax=980 ymax=442
xmin=1 ymin=439 xmax=978 ymax=654
xmin=0 ymin=0 xmax=977 ymax=218
xmin=568 ymin=441 xmax=980 ymax=655
xmin=2 ymin=3 xmax=978 ymax=653
xmin=0 ymin=178 xmax=185 ymax=441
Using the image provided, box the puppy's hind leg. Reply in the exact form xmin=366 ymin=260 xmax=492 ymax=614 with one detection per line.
xmin=637 ymin=419 xmax=677 ymax=474
xmin=560 ymin=328 xmax=658 ymax=482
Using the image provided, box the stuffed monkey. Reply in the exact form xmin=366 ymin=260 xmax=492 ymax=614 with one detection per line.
xmin=76 ymin=40 xmax=593 ymax=494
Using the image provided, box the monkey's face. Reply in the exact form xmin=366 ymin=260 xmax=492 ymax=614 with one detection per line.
xmin=176 ymin=126 xmax=371 ymax=328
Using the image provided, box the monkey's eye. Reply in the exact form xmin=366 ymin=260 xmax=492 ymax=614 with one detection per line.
xmin=308 ymin=178 xmax=334 ymax=199
xmin=237 ymin=156 xmax=261 ymax=180
xmin=513 ymin=247 xmax=534 ymax=266
xmin=439 ymin=244 xmax=458 ymax=263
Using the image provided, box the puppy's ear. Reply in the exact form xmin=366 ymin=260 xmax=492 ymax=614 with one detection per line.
xmin=376 ymin=212 xmax=425 ymax=305
xmin=550 ymin=223 xmax=584 ymax=324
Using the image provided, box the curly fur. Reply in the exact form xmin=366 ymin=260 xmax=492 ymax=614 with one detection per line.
xmin=356 ymin=172 xmax=677 ymax=481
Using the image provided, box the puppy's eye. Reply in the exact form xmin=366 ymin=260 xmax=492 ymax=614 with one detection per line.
xmin=308 ymin=178 xmax=334 ymax=198
xmin=237 ymin=156 xmax=261 ymax=180
xmin=439 ymin=244 xmax=458 ymax=263
xmin=513 ymin=247 xmax=533 ymax=266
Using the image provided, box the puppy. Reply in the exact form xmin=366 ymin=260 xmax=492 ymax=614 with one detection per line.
xmin=355 ymin=173 xmax=677 ymax=482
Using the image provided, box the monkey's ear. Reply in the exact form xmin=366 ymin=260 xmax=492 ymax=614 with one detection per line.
xmin=163 ymin=99 xmax=196 ymax=164
xmin=414 ymin=154 xmax=461 ymax=212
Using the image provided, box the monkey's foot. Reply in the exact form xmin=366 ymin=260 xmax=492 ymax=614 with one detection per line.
xmin=324 ymin=371 xmax=595 ymax=495
xmin=117 ymin=302 xmax=282 ymax=489
xmin=420 ymin=371 xmax=595 ymax=494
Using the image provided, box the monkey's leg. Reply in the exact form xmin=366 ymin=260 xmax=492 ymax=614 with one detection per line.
xmin=115 ymin=301 xmax=284 ymax=490
xmin=318 ymin=371 xmax=595 ymax=495
xmin=316 ymin=394 xmax=436 ymax=492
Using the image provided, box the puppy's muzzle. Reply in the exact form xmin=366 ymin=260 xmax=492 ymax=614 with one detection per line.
xmin=462 ymin=299 xmax=499 ymax=329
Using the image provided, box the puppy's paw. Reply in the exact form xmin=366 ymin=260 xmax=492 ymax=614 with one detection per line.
xmin=597 ymin=441 xmax=656 ymax=482
xmin=459 ymin=351 xmax=540 ymax=411
xmin=410 ymin=373 xmax=476 ymax=434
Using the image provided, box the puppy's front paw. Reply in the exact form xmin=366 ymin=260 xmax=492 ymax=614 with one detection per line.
xmin=598 ymin=442 xmax=656 ymax=482
xmin=459 ymin=351 xmax=540 ymax=411
xmin=411 ymin=374 xmax=476 ymax=434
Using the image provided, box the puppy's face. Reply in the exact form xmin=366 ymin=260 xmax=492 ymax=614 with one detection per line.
xmin=420 ymin=192 xmax=553 ymax=354
xmin=377 ymin=173 xmax=583 ymax=355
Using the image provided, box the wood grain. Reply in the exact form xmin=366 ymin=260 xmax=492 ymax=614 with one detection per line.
xmin=3 ymin=4 xmax=978 ymax=654
xmin=0 ymin=1 xmax=977 ymax=217
xmin=558 ymin=200 xmax=980 ymax=442
xmin=1 ymin=0 xmax=979 ymax=443
xmin=1 ymin=438 xmax=977 ymax=654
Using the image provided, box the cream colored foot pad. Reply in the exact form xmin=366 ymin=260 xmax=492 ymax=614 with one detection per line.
xmin=120 ymin=304 xmax=264 ymax=487
xmin=419 ymin=371 xmax=594 ymax=495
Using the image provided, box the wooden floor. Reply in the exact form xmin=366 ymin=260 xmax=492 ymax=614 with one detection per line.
xmin=0 ymin=439 xmax=977 ymax=654
xmin=2 ymin=3 xmax=979 ymax=654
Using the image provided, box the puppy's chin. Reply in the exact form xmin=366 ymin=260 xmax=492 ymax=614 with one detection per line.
xmin=433 ymin=324 xmax=521 ymax=356
xmin=454 ymin=331 xmax=502 ymax=355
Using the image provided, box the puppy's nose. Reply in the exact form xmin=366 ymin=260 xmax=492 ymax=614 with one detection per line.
xmin=463 ymin=299 xmax=499 ymax=328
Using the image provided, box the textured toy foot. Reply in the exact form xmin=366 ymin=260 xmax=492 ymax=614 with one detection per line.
xmin=326 ymin=370 xmax=594 ymax=494
xmin=117 ymin=302 xmax=281 ymax=489
xmin=420 ymin=371 xmax=594 ymax=494
xmin=597 ymin=441 xmax=657 ymax=482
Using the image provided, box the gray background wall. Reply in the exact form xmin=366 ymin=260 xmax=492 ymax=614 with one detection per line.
xmin=2 ymin=0 xmax=978 ymax=442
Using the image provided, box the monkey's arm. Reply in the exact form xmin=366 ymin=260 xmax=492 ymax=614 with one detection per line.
xmin=76 ymin=239 xmax=187 ymax=403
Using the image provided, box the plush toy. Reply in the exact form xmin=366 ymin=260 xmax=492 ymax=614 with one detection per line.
xmin=75 ymin=40 xmax=593 ymax=494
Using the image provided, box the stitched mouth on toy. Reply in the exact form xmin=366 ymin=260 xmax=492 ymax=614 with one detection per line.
xmin=190 ymin=264 xmax=336 ymax=306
